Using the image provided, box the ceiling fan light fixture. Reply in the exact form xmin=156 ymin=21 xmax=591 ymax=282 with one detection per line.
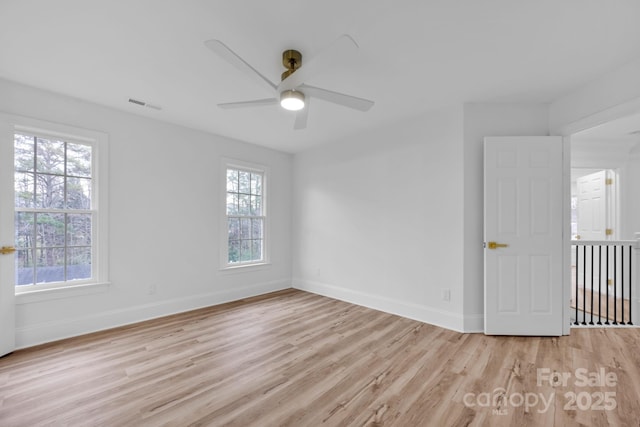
xmin=280 ymin=90 xmax=305 ymax=111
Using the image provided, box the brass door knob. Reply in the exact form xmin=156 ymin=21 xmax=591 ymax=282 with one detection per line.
xmin=0 ymin=246 xmax=16 ymax=255
xmin=487 ymin=242 xmax=509 ymax=250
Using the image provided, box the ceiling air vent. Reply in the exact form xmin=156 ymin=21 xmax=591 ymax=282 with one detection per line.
xmin=128 ymin=98 xmax=162 ymax=111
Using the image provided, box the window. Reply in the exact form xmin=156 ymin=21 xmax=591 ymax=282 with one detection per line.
xmin=11 ymin=123 xmax=108 ymax=293
xmin=224 ymin=163 xmax=266 ymax=267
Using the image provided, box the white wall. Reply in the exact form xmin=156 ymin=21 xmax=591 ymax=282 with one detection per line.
xmin=292 ymin=107 xmax=467 ymax=331
xmin=0 ymin=78 xmax=292 ymax=348
xmin=462 ymin=103 xmax=550 ymax=331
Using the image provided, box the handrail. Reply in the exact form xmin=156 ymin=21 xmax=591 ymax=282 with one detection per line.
xmin=572 ymin=240 xmax=636 ymax=246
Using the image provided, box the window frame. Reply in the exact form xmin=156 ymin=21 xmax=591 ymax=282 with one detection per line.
xmin=7 ymin=116 xmax=109 ymax=297
xmin=220 ymin=158 xmax=269 ymax=270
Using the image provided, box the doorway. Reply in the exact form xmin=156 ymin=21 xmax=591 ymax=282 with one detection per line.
xmin=568 ymin=114 xmax=640 ymax=326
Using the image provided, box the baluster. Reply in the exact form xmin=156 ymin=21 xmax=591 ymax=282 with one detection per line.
xmin=582 ymin=245 xmax=587 ymax=325
xmin=597 ymin=245 xmax=602 ymax=325
xmin=621 ymin=244 xmax=626 ymax=324
xmin=585 ymin=245 xmax=595 ymax=325
xmin=613 ymin=245 xmax=618 ymax=325
xmin=574 ymin=244 xmax=579 ymax=325
xmin=629 ymin=245 xmax=633 ymax=325
xmin=605 ymin=246 xmax=610 ymax=325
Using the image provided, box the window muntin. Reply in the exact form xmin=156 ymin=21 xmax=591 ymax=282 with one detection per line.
xmin=225 ymin=167 xmax=265 ymax=266
xmin=14 ymin=132 xmax=95 ymax=287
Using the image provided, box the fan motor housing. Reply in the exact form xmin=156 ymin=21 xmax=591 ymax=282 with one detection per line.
xmin=281 ymin=49 xmax=302 ymax=81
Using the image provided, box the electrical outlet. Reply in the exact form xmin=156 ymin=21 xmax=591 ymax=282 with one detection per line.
xmin=148 ymin=284 xmax=157 ymax=295
xmin=442 ymin=289 xmax=451 ymax=302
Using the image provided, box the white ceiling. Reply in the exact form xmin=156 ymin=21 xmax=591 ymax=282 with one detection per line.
xmin=2 ymin=1 xmax=640 ymax=153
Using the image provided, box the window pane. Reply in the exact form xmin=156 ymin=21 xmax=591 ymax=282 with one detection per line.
xmin=36 ymin=213 xmax=66 ymax=248
xmin=16 ymin=249 xmax=34 ymax=286
xmin=66 ymin=143 xmax=91 ymax=177
xmin=226 ymin=169 xmax=238 ymax=192
xmin=240 ymin=240 xmax=252 ymax=262
xmin=35 ymin=247 xmax=65 ymax=284
xmin=250 ymin=195 xmax=262 ymax=216
xmin=251 ymin=218 xmax=263 ymax=239
xmin=228 ymin=240 xmax=240 ymax=263
xmin=15 ymin=212 xmax=35 ymax=249
xmin=36 ymin=138 xmax=65 ymax=175
xmin=14 ymin=134 xmax=34 ymax=172
xmin=14 ymin=172 xmax=34 ymax=208
xmin=67 ymin=214 xmax=92 ymax=246
xmin=251 ymin=173 xmax=262 ymax=195
xmin=35 ymin=174 xmax=64 ymax=209
xmin=228 ymin=218 xmax=240 ymax=241
xmin=240 ymin=218 xmax=251 ymax=239
xmin=238 ymin=194 xmax=250 ymax=215
xmin=67 ymin=247 xmax=91 ymax=281
xmin=226 ymin=193 xmax=238 ymax=215
xmin=239 ymin=171 xmax=250 ymax=194
xmin=252 ymin=240 xmax=263 ymax=261
xmin=66 ymin=176 xmax=91 ymax=209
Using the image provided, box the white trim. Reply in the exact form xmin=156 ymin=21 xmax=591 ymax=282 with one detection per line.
xmin=219 ymin=262 xmax=272 ymax=274
xmin=563 ymin=136 xmax=572 ymax=335
xmin=0 ymin=116 xmax=16 ymax=356
xmin=15 ymin=279 xmax=291 ymax=349
xmin=4 ymin=113 xmax=109 ymax=294
xmin=15 ymin=282 xmax=110 ymax=304
xmin=220 ymin=157 xmax=270 ymax=270
xmin=462 ymin=314 xmax=484 ymax=333
xmin=554 ymin=96 xmax=640 ymax=136
xmin=293 ymin=278 xmax=469 ymax=333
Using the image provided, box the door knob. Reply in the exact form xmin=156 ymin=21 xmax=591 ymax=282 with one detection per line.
xmin=0 ymin=246 xmax=16 ymax=255
xmin=487 ymin=242 xmax=508 ymax=250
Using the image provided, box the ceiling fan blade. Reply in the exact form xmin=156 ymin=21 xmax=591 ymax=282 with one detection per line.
xmin=278 ymin=34 xmax=359 ymax=92
xmin=218 ymin=98 xmax=278 ymax=109
xmin=294 ymin=99 xmax=309 ymax=130
xmin=204 ymin=39 xmax=277 ymax=92
xmin=300 ymin=84 xmax=374 ymax=112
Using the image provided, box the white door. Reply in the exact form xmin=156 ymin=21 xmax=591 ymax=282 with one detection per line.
xmin=0 ymin=119 xmax=16 ymax=356
xmin=484 ymin=136 xmax=564 ymax=336
xmin=576 ymin=170 xmax=607 ymax=240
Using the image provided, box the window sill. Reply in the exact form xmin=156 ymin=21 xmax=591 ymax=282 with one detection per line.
xmin=15 ymin=282 xmax=111 ymax=305
xmin=219 ymin=262 xmax=271 ymax=274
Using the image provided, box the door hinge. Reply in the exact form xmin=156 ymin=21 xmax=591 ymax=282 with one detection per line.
xmin=606 ymin=178 xmax=613 ymax=185
xmin=605 ymin=228 xmax=613 ymax=236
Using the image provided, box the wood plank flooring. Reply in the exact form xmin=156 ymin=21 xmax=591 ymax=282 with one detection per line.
xmin=571 ymin=288 xmax=631 ymax=324
xmin=1 ymin=289 xmax=639 ymax=426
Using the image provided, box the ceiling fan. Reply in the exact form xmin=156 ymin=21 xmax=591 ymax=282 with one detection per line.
xmin=204 ymin=34 xmax=375 ymax=130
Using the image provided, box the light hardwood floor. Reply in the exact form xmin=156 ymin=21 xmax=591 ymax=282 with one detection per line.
xmin=1 ymin=289 xmax=639 ymax=426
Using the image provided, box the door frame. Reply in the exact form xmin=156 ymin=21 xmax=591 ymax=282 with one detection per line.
xmin=557 ymin=96 xmax=640 ymax=335
xmin=0 ymin=115 xmax=16 ymax=356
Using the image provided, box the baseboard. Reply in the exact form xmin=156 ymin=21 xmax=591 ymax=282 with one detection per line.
xmin=462 ymin=313 xmax=484 ymax=333
xmin=16 ymin=279 xmax=291 ymax=349
xmin=293 ymin=278 xmax=480 ymax=333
